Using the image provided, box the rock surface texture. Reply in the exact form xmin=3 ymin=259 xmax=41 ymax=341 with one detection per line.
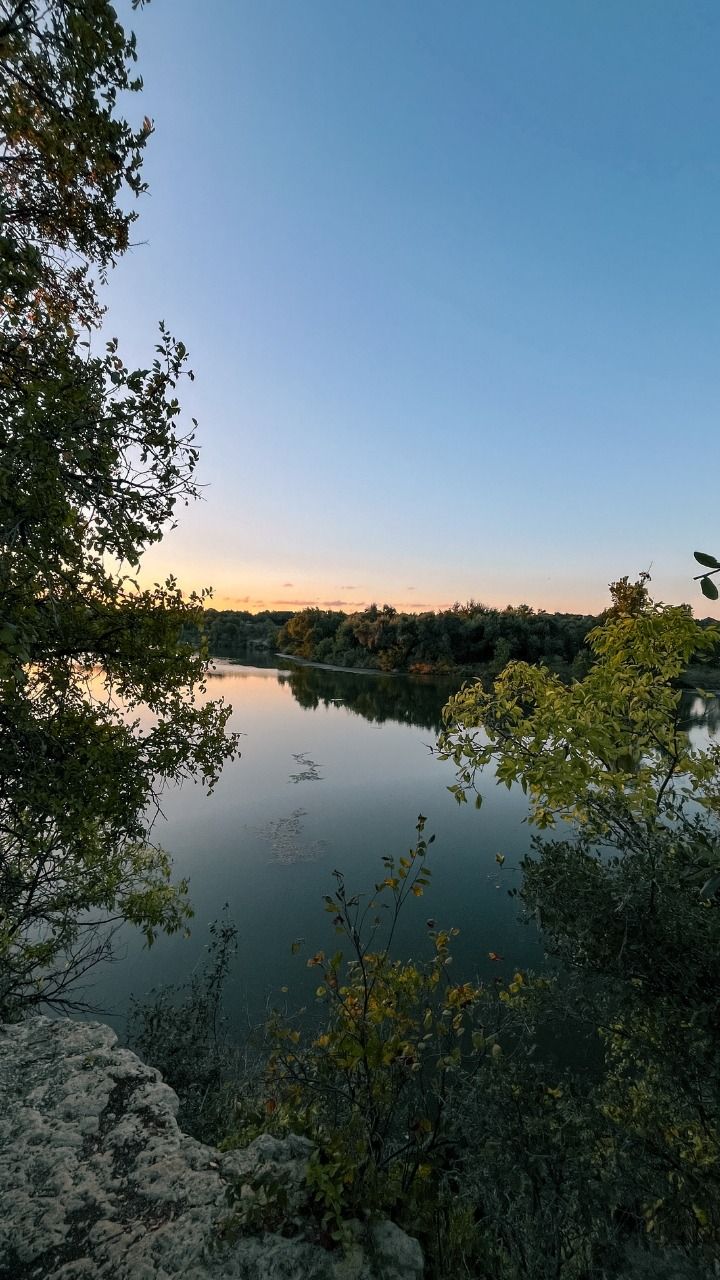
xmin=0 ymin=1017 xmax=424 ymax=1280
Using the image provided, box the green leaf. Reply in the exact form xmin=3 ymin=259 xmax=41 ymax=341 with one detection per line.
xmin=701 ymin=577 xmax=719 ymax=600
xmin=694 ymin=551 xmax=720 ymax=568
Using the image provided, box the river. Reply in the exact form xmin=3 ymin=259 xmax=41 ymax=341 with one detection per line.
xmin=89 ymin=655 xmax=720 ymax=1034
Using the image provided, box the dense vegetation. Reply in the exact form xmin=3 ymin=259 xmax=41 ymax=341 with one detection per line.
xmin=197 ymin=597 xmax=720 ymax=687
xmin=183 ymin=608 xmax=293 ymax=657
xmin=194 ymin=600 xmax=600 ymax=675
xmin=277 ymin=601 xmax=597 ymax=674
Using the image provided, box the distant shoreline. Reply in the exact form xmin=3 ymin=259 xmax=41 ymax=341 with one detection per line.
xmin=275 ymin=652 xmax=401 ymax=677
xmin=218 ymin=651 xmax=720 ymax=693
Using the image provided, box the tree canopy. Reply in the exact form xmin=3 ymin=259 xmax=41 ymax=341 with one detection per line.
xmin=275 ymin=601 xmax=599 ymax=676
xmin=438 ymin=592 xmax=720 ymax=839
xmin=0 ymin=0 xmax=237 ymax=1015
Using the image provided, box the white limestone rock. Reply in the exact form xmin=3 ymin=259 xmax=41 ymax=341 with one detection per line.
xmin=0 ymin=1017 xmax=423 ymax=1280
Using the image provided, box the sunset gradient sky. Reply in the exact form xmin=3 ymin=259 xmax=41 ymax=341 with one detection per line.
xmin=111 ymin=0 xmax=720 ymax=617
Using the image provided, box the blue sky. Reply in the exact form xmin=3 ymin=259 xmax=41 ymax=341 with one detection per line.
xmin=111 ymin=0 xmax=720 ymax=615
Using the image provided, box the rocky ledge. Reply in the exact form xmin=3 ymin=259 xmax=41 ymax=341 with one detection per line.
xmin=0 ymin=1017 xmax=423 ymax=1280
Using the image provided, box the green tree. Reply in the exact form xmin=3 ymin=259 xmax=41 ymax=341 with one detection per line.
xmin=437 ymin=583 xmax=720 ymax=1265
xmin=438 ymin=589 xmax=720 ymax=841
xmin=0 ymin=0 xmax=237 ymax=1016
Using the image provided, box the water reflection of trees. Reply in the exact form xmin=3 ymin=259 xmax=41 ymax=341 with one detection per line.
xmin=276 ymin=664 xmax=460 ymax=733
xmin=209 ymin=658 xmax=720 ymax=739
xmin=279 ymin=673 xmax=720 ymax=738
xmin=678 ymin=691 xmax=720 ymax=737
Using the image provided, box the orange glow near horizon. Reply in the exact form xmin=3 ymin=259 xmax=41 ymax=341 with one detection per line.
xmin=207 ymin=591 xmax=607 ymax=617
xmin=132 ymin=555 xmax=720 ymax=622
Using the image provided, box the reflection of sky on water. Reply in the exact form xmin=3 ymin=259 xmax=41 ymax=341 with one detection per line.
xmin=88 ymin=664 xmax=719 ymax=1036
xmin=681 ymin=693 xmax=720 ymax=747
xmin=89 ymin=660 xmax=539 ymax=1031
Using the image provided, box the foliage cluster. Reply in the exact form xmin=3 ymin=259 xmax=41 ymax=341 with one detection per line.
xmin=216 ymin=820 xmax=506 ymax=1255
xmin=182 ymin=609 xmax=293 ymax=658
xmin=438 ymin=593 xmax=720 ymax=838
xmin=182 ymin=816 xmax=720 ymax=1275
xmin=276 ymin=601 xmax=598 ymax=675
xmin=126 ymin=911 xmax=248 ymax=1143
xmin=258 ymin=821 xmax=484 ymax=1229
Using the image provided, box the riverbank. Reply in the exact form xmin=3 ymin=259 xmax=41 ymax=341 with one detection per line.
xmin=275 ymin=652 xmax=401 ymax=676
xmin=273 ymin=651 xmax=577 ymax=682
xmin=678 ymin=664 xmax=720 ymax=691
xmin=274 ymin=650 xmax=720 ymax=690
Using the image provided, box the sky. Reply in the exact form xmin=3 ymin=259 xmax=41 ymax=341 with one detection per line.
xmin=110 ymin=0 xmax=720 ymax=617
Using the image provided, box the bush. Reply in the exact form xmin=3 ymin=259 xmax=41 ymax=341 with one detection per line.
xmin=125 ymin=911 xmax=254 ymax=1143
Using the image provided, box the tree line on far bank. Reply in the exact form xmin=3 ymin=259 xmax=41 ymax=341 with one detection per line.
xmin=188 ymin=602 xmax=595 ymax=674
xmin=189 ymin=596 xmax=718 ymax=681
xmin=277 ymin=601 xmax=596 ymax=674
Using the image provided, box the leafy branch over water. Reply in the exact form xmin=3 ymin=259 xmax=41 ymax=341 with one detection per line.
xmin=0 ymin=0 xmax=237 ymax=1017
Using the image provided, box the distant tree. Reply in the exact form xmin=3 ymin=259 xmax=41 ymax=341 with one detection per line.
xmin=604 ymin=572 xmax=651 ymax=616
xmin=0 ymin=0 xmax=237 ymax=1015
xmin=278 ymin=609 xmax=341 ymax=659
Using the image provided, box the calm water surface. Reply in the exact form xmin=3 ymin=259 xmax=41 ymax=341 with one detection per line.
xmin=91 ymin=657 xmax=719 ymax=1033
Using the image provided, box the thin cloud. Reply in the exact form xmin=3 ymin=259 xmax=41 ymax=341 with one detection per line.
xmin=282 ymin=582 xmax=293 ymax=587
xmin=339 ymin=584 xmax=355 ymax=590
xmin=321 ymin=599 xmax=366 ymax=608
xmin=270 ymin=598 xmax=319 ymax=607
